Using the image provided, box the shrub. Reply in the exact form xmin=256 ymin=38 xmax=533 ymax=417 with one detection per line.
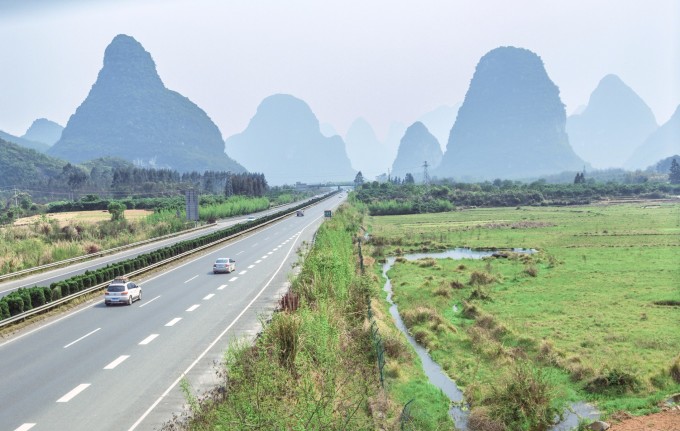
xmin=83 ymin=242 xmax=101 ymax=254
xmin=0 ymin=300 xmax=10 ymax=319
xmin=485 ymin=361 xmax=563 ymax=431
xmin=670 ymin=356 xmax=680 ymax=384
xmin=6 ymin=294 xmax=24 ymax=316
xmin=469 ymin=271 xmax=496 ymax=286
xmin=51 ymin=286 xmax=62 ymax=301
xmin=585 ymin=367 xmax=640 ymax=394
xmin=270 ymin=313 xmax=301 ymax=370
xmin=524 ymin=264 xmax=538 ymax=277
xmin=29 ymin=287 xmax=46 ymax=307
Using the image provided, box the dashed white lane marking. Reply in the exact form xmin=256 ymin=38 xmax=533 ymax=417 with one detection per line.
xmin=247 ymin=264 xmax=255 ymax=269
xmin=184 ymin=275 xmax=198 ymax=283
xmin=261 ymin=255 xmax=267 ymax=259
xmin=57 ymin=383 xmax=90 ymax=402
xmin=272 ymin=248 xmax=278 ymax=251
xmin=229 ymin=276 xmax=238 ymax=282
xmin=203 ymin=294 xmax=215 ymax=300
xmin=104 ymin=355 xmax=130 ymax=370
xmin=251 ymin=243 xmax=258 ymax=247
xmin=217 ymin=284 xmax=227 ymax=290
xmin=238 ymin=270 xmax=247 ymax=275
xmin=14 ymin=423 xmax=36 ymax=431
xmin=139 ymin=295 xmax=160 ymax=307
xmin=187 ymin=304 xmax=201 ymax=311
xmin=267 ymin=252 xmax=273 ymax=255
xmin=139 ymin=334 xmax=159 ymax=345
xmin=236 ymin=251 xmax=244 ymax=255
xmin=165 ymin=318 xmax=182 ymax=327
xmin=128 ymin=212 xmax=322 ymax=431
xmin=255 ymin=260 xmax=261 ymax=264
xmin=64 ymin=327 xmax=100 ymax=348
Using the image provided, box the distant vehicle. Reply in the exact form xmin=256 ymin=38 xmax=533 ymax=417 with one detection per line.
xmin=104 ymin=276 xmax=141 ymax=306
xmin=213 ymin=257 xmax=236 ymax=274
xmin=296 ymin=210 xmax=304 ymax=217
xmin=247 ymin=216 xmax=256 ymax=221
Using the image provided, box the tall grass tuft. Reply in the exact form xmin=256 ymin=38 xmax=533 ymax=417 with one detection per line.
xmin=484 ymin=360 xmax=563 ymax=431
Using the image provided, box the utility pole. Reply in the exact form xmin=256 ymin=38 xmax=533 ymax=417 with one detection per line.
xmin=13 ymin=187 xmax=18 ymax=207
xmin=422 ymin=161 xmax=430 ymax=186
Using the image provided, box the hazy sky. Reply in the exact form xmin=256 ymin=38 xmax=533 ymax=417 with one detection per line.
xmin=1 ymin=0 xmax=678 ymax=142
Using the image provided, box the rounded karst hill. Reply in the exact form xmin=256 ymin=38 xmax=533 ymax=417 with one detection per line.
xmin=437 ymin=46 xmax=585 ymax=181
xmin=49 ymin=34 xmax=244 ymax=173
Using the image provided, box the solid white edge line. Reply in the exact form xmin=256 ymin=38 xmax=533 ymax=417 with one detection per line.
xmin=139 ymin=334 xmax=159 ymax=345
xmin=184 ymin=275 xmax=198 ymax=283
xmin=202 ymin=294 xmax=214 ymax=300
xmin=104 ymin=355 xmax=130 ymax=370
xmin=138 ymin=295 xmax=161 ymax=308
xmin=57 ymin=383 xmax=90 ymax=403
xmin=63 ymin=327 xmax=101 ymax=349
xmin=186 ymin=304 xmax=201 ymax=311
xmin=127 ymin=214 xmax=322 ymax=431
xmin=165 ymin=317 xmax=182 ymax=327
xmin=14 ymin=423 xmax=36 ymax=431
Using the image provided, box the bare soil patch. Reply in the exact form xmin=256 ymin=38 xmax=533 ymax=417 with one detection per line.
xmin=609 ymin=408 xmax=680 ymax=431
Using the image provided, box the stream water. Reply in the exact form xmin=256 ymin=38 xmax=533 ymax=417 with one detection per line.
xmin=381 ymin=248 xmax=599 ymax=430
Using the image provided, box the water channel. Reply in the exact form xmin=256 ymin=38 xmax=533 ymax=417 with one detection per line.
xmin=381 ymin=248 xmax=599 ymax=430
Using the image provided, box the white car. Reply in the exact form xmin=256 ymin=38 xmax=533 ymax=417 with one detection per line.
xmin=213 ymin=258 xmax=236 ymax=274
xmin=104 ymin=277 xmax=142 ymax=306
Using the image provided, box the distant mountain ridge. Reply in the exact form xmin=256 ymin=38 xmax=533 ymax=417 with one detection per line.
xmin=567 ymin=74 xmax=657 ymax=168
xmin=224 ymin=94 xmax=355 ymax=185
xmin=0 ymin=138 xmax=65 ymax=189
xmin=437 ymin=46 xmax=585 ymax=180
xmin=344 ymin=118 xmax=388 ymax=180
xmin=22 ymin=118 xmax=64 ymax=146
xmin=0 ymin=129 xmax=50 ymax=153
xmin=626 ymin=105 xmax=680 ymax=169
xmin=48 ymin=34 xmax=245 ymax=173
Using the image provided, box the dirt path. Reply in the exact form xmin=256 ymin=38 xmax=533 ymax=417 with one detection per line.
xmin=608 ymin=409 xmax=680 ymax=431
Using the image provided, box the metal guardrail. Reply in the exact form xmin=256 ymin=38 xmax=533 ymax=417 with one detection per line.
xmin=0 ymin=222 xmax=214 ymax=283
xmin=0 ymin=193 xmax=335 ymax=329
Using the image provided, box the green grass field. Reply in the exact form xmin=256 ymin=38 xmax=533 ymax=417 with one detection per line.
xmin=368 ymin=203 xmax=680 ymax=417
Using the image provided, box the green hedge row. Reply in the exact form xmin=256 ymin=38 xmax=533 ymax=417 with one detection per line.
xmin=0 ymin=193 xmax=334 ymax=322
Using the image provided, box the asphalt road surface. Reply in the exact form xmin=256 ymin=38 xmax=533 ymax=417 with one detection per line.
xmin=0 ymin=199 xmax=315 ymax=299
xmin=1 ymin=194 xmax=345 ymax=431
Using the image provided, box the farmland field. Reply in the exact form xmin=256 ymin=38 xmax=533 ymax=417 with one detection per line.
xmin=367 ymin=202 xmax=680 ymax=417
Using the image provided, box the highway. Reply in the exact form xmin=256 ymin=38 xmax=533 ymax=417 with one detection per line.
xmin=1 ymin=194 xmax=345 ymax=431
xmin=0 ymin=199 xmax=317 ymax=299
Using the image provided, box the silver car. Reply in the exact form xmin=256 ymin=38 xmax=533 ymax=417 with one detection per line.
xmin=104 ymin=277 xmax=142 ymax=306
xmin=213 ymin=258 xmax=236 ymax=274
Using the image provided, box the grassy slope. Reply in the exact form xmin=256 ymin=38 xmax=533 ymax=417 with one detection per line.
xmin=369 ymin=203 xmax=680 ymax=416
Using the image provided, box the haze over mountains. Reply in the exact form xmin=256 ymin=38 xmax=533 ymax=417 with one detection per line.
xmin=22 ymin=118 xmax=64 ymax=147
xmin=344 ymin=118 xmax=390 ymax=180
xmin=48 ymin=34 xmax=244 ymax=173
xmin=224 ymin=94 xmax=355 ymax=185
xmin=3 ymin=34 xmax=676 ymax=187
xmin=566 ymin=75 xmax=658 ymax=169
xmin=626 ymin=105 xmax=680 ymax=169
xmin=437 ymin=46 xmax=585 ymax=180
